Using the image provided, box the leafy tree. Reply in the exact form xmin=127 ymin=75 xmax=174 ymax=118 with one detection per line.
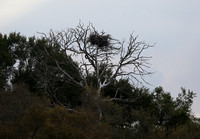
xmin=11 ymin=35 xmax=37 ymax=91
xmin=0 ymin=28 xmax=199 ymax=138
xmin=151 ymin=87 xmax=196 ymax=133
xmin=0 ymin=33 xmax=14 ymax=88
xmin=2 ymin=33 xmax=83 ymax=107
xmin=175 ymin=87 xmax=196 ymax=114
xmin=30 ymin=38 xmax=83 ymax=106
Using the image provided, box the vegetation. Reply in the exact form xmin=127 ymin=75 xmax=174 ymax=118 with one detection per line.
xmin=0 ymin=25 xmax=199 ymax=138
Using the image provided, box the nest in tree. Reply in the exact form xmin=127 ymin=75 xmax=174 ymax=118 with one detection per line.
xmin=88 ymin=33 xmax=110 ymax=48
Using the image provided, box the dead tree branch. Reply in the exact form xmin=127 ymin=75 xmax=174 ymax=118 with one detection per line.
xmin=39 ymin=23 xmax=154 ymax=96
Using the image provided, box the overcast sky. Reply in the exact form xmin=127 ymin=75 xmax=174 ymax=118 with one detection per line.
xmin=1 ymin=0 xmax=200 ymax=116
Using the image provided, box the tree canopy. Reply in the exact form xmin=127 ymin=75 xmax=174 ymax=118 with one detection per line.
xmin=0 ymin=26 xmax=199 ymax=138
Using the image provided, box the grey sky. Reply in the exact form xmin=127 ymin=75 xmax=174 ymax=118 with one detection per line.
xmin=1 ymin=0 xmax=200 ymax=116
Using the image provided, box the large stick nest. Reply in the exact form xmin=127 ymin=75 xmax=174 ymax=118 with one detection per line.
xmin=88 ymin=33 xmax=111 ymax=48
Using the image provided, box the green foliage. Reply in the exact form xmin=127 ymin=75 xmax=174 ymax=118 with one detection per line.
xmin=0 ymin=32 xmax=83 ymax=107
xmin=31 ymin=38 xmax=83 ymax=106
xmin=0 ymin=32 xmax=199 ymax=138
xmin=103 ymin=79 xmax=134 ymax=99
xmin=176 ymin=87 xmax=196 ymax=113
xmin=0 ymin=33 xmax=15 ymax=88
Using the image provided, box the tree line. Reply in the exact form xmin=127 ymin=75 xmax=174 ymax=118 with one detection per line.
xmin=0 ymin=24 xmax=199 ymax=138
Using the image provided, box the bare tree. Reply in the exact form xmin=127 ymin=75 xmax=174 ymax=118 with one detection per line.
xmin=40 ymin=23 xmax=153 ymax=97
